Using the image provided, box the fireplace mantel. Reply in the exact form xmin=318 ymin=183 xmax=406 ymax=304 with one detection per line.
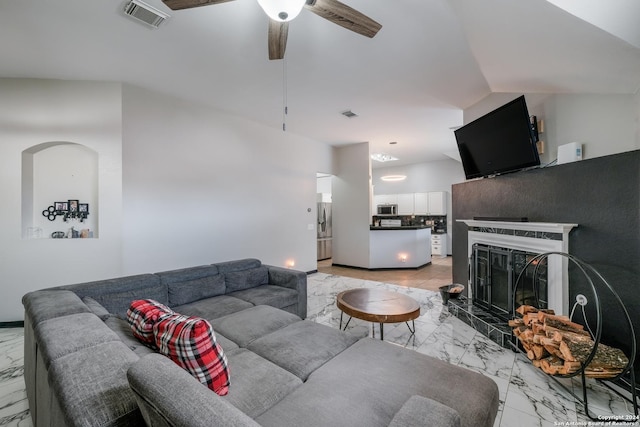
xmin=457 ymin=219 xmax=578 ymax=315
xmin=459 ymin=220 xmax=577 ymax=235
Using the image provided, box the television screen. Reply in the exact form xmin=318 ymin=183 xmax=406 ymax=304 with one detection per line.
xmin=454 ymin=95 xmax=540 ymax=179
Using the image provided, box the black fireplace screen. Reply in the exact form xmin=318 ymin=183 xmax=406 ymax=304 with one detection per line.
xmin=472 ymin=244 xmax=548 ymax=318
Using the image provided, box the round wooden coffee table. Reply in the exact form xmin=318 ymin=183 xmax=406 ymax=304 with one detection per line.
xmin=336 ymin=288 xmax=420 ymax=340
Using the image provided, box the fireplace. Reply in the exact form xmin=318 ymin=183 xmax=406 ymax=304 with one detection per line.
xmin=446 ymin=220 xmax=577 ymax=348
xmin=472 ymin=243 xmax=548 ymax=319
xmin=459 ymin=220 xmax=578 ymax=316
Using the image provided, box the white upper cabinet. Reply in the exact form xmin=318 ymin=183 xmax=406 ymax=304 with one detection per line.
xmin=414 ymin=193 xmax=428 ymax=214
xmin=374 ymin=191 xmax=447 ymax=215
xmin=374 ymin=194 xmax=398 ymax=206
xmin=397 ymin=194 xmax=414 ymax=215
xmin=413 ymin=191 xmax=447 ymax=215
xmin=427 ymin=191 xmax=447 ymax=215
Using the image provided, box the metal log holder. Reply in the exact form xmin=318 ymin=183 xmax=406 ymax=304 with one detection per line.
xmin=510 ymin=252 xmax=638 ymax=420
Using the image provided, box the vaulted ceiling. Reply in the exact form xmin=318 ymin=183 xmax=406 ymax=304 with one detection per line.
xmin=1 ymin=0 xmax=639 ymax=167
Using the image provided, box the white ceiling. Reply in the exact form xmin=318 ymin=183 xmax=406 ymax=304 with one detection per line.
xmin=1 ymin=0 xmax=639 ymax=168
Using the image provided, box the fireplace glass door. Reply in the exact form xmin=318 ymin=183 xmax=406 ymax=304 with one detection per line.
xmin=472 ymin=244 xmax=548 ymax=319
xmin=472 ymin=244 xmax=512 ymax=316
xmin=513 ymin=251 xmax=548 ymax=309
xmin=489 ymin=248 xmax=512 ymax=315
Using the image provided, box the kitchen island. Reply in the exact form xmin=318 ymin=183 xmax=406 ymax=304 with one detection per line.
xmin=369 ymin=226 xmax=431 ymax=268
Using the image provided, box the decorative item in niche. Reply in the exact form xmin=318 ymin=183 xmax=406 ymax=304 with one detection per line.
xmin=42 ymin=199 xmax=90 ymax=222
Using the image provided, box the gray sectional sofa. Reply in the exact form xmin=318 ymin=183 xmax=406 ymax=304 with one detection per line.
xmin=22 ymin=258 xmax=500 ymax=427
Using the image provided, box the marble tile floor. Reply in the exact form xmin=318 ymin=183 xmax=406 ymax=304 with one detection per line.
xmin=1 ymin=272 xmax=638 ymax=427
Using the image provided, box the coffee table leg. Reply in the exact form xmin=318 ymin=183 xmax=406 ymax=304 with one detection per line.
xmin=380 ymin=323 xmax=384 ymax=340
xmin=340 ymin=313 xmax=353 ymax=331
xmin=405 ymin=320 xmax=416 ymax=335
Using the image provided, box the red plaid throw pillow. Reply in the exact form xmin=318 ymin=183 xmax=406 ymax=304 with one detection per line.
xmin=153 ymin=313 xmax=230 ymax=396
xmin=126 ymin=299 xmax=174 ymax=346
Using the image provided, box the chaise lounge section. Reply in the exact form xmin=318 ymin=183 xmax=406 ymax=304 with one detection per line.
xmin=22 ymin=258 xmax=499 ymax=427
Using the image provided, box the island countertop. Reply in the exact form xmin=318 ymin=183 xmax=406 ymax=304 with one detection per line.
xmin=370 ymin=225 xmax=445 ymax=233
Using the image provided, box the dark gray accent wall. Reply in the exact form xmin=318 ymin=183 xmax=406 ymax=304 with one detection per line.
xmin=452 ymin=150 xmax=640 ymax=378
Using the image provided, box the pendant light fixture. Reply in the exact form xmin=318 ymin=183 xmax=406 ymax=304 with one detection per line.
xmin=257 ymin=0 xmax=306 ymax=22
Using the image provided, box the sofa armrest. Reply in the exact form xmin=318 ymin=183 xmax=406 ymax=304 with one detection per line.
xmin=127 ymin=354 xmax=260 ymax=427
xmin=266 ymin=265 xmax=307 ymax=318
xmin=388 ymin=395 xmax=461 ymax=427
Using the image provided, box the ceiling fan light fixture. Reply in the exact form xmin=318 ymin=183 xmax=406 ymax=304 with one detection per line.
xmin=257 ymin=0 xmax=306 ymax=22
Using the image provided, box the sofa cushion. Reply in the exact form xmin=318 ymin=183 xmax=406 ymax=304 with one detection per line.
xmin=127 ymin=299 xmax=174 ymax=346
xmin=168 ymin=274 xmax=226 ymax=306
xmin=156 ymin=265 xmax=226 ymax=306
xmin=22 ymin=290 xmax=91 ymax=326
xmin=82 ymin=296 xmax=111 ymax=320
xmin=388 ymin=395 xmax=461 ymax=427
xmin=255 ymin=338 xmax=499 ymax=427
xmin=154 ymin=313 xmax=230 ymax=396
xmin=224 ymin=266 xmax=269 ymax=293
xmin=223 ymin=349 xmax=302 ymax=418
xmin=156 ymin=264 xmax=219 ymax=283
xmin=228 ymin=285 xmax=298 ymax=310
xmin=173 ymin=295 xmax=254 ymax=321
xmin=247 ymin=321 xmax=359 ymax=381
xmin=61 ymin=274 xmax=167 ymax=319
xmin=215 ymin=258 xmax=262 ymax=274
xmin=104 ymin=316 xmax=157 ymax=358
xmin=213 ymin=305 xmax=301 ymax=348
xmin=48 ymin=341 xmax=143 ymax=426
xmin=35 ymin=313 xmax=122 ymax=369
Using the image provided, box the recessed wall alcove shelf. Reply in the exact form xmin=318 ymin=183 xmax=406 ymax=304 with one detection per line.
xmin=22 ymin=142 xmax=99 ymax=239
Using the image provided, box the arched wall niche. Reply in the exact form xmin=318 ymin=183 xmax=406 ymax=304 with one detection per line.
xmin=22 ymin=141 xmax=99 ymax=239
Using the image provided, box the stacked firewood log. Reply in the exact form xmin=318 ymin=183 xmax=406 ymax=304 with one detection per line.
xmin=510 ymin=305 xmax=628 ymax=378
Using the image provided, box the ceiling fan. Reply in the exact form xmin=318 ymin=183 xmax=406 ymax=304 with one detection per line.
xmin=161 ymin=0 xmax=382 ymax=60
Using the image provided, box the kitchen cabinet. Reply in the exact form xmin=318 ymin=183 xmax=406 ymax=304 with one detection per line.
xmin=374 ymin=191 xmax=447 ymax=215
xmin=374 ymin=194 xmax=398 ymax=206
xmin=414 ymin=193 xmax=428 ymax=214
xmin=397 ymin=193 xmax=414 ymax=215
xmin=413 ymin=191 xmax=447 ymax=215
xmin=427 ymin=191 xmax=447 ymax=215
xmin=431 ymin=233 xmax=447 ymax=258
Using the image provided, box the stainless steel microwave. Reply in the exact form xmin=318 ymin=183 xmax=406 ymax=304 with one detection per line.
xmin=377 ymin=204 xmax=398 ymax=215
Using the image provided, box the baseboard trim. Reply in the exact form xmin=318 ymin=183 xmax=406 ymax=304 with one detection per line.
xmin=0 ymin=321 xmax=24 ymax=328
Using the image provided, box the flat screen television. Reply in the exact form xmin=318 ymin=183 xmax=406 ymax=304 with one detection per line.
xmin=454 ymin=95 xmax=540 ymax=179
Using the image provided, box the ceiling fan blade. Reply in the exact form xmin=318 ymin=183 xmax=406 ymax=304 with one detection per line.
xmin=162 ymin=0 xmax=234 ymax=11
xmin=305 ymin=0 xmax=381 ymax=38
xmin=268 ymin=19 xmax=289 ymax=60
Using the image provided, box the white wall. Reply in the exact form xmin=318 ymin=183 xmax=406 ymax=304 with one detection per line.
xmin=316 ymin=176 xmax=332 ymax=195
xmin=0 ymin=79 xmax=123 ymax=322
xmin=332 ymin=143 xmax=372 ymax=268
xmin=0 ymin=78 xmax=333 ymax=322
xmin=121 ymin=85 xmax=333 ymax=275
xmin=372 ymin=159 xmax=466 ymax=195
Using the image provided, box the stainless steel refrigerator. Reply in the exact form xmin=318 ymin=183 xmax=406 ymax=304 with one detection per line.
xmin=317 ymin=202 xmax=332 ymax=260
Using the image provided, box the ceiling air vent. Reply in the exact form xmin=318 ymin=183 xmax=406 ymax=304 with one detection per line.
xmin=341 ymin=110 xmax=358 ymax=118
xmin=124 ymin=0 xmax=169 ymax=28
